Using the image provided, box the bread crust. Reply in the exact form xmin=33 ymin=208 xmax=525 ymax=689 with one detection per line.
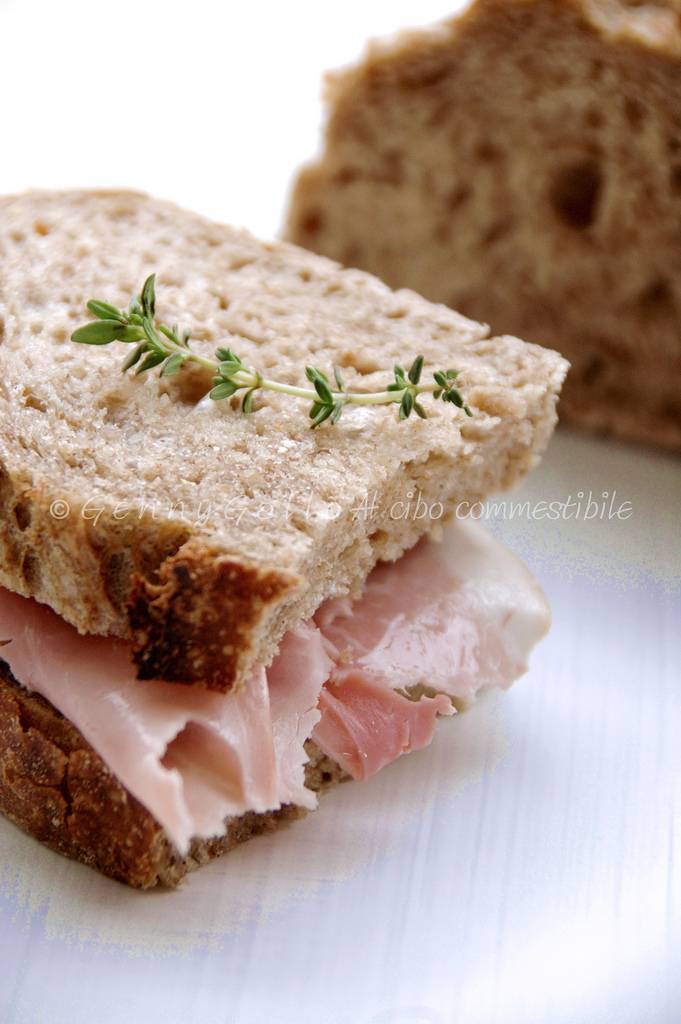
xmin=128 ymin=540 xmax=300 ymax=688
xmin=0 ymin=661 xmax=348 ymax=888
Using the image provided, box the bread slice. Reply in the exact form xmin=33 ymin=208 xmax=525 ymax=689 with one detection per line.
xmin=0 ymin=190 xmax=567 ymax=690
xmin=0 ymin=659 xmax=348 ymax=888
xmin=285 ymin=0 xmax=681 ymax=450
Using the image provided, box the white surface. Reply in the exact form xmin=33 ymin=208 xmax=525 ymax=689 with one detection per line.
xmin=1 ymin=3 xmax=680 ymax=1022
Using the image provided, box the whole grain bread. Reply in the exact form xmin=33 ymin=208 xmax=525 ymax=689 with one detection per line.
xmin=286 ymin=0 xmax=681 ymax=450
xmin=0 ymin=660 xmax=348 ymax=888
xmin=0 ymin=190 xmax=567 ymax=690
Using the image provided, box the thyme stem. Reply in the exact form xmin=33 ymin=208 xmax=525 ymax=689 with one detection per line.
xmin=71 ymin=274 xmax=472 ymax=427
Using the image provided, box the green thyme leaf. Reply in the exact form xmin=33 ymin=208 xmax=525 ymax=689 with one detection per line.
xmin=399 ymin=391 xmax=414 ymax=420
xmin=311 ymin=404 xmax=334 ymax=428
xmin=161 ymin=354 xmax=186 ymax=377
xmin=71 ymin=320 xmax=127 ymax=345
xmin=408 ymin=355 xmax=424 ymax=385
xmin=141 ymin=274 xmax=156 ymax=317
xmin=136 ymin=351 xmax=165 ymax=375
xmin=218 ymin=360 xmax=243 ymax=378
xmin=215 ymin=346 xmax=241 ymax=364
xmin=86 ymin=300 xmax=126 ymax=322
xmin=122 ymin=343 xmax=146 ymax=372
xmin=210 ymin=381 xmax=239 ymax=401
xmin=313 ymin=378 xmax=333 ymax=405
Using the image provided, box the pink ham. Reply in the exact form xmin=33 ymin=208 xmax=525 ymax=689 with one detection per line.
xmin=316 ymin=518 xmax=551 ymax=706
xmin=0 ymin=519 xmax=551 ymax=850
xmin=313 ymin=675 xmax=452 ymax=781
xmin=309 ymin=518 xmax=550 ymax=780
xmin=0 ymin=588 xmax=331 ymax=853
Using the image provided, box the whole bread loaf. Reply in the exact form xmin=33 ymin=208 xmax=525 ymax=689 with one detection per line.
xmin=286 ymin=0 xmax=681 ymax=450
xmin=0 ymin=190 xmax=566 ymax=690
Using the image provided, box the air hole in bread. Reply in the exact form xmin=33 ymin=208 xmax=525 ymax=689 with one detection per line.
xmin=475 ymin=140 xmax=502 ymax=163
xmin=445 ymin=184 xmax=471 ymax=211
xmin=336 ymin=350 xmax=381 ymax=374
xmin=590 ymin=59 xmax=605 ymax=81
xmin=99 ymin=393 xmax=132 ymax=425
xmin=334 ymin=167 xmax=359 ymax=185
xmin=623 ymin=96 xmax=646 ymax=130
xmin=228 ymin=256 xmax=257 ymax=272
xmin=0 ymin=466 xmax=10 ymax=509
xmin=100 ymin=549 xmax=133 ymax=613
xmin=158 ymin=364 xmax=213 ymax=406
xmin=369 ymin=528 xmax=390 ymax=552
xmin=581 ymin=356 xmax=606 ymax=385
xmin=13 ymin=501 xmax=31 ymax=531
xmin=549 ymin=160 xmax=603 ymax=229
xmin=51 ymin=326 xmax=68 ymax=343
xmin=670 ymin=165 xmax=681 ymax=195
xmin=21 ymin=551 xmax=41 ymax=591
xmin=386 ymin=307 xmax=407 ymax=319
xmin=660 ymin=396 xmax=681 ymax=423
xmin=298 ymin=268 xmax=312 ymax=283
xmin=298 ymin=209 xmax=325 ymax=237
xmin=585 ymin=107 xmax=604 ymax=130
xmin=482 ymin=217 xmax=514 ymax=247
xmin=638 ymin=277 xmax=675 ymax=315
xmin=33 ymin=220 xmax=50 ymax=236
xmin=10 ymin=231 xmax=25 ymax=243
xmin=21 ymin=388 xmax=47 ymax=413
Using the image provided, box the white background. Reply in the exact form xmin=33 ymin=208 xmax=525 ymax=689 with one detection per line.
xmin=1 ymin=2 xmax=680 ymax=1023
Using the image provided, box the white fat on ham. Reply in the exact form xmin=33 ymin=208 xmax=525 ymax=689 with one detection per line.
xmin=0 ymin=590 xmax=331 ymax=853
xmin=0 ymin=519 xmax=550 ymax=849
xmin=311 ymin=519 xmax=551 ymax=780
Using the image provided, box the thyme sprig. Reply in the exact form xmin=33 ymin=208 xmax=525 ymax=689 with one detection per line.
xmin=71 ymin=274 xmax=472 ymax=427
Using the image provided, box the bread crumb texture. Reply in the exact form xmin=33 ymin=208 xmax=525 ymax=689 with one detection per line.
xmin=0 ymin=190 xmax=566 ymax=689
xmin=286 ymin=0 xmax=681 ymax=450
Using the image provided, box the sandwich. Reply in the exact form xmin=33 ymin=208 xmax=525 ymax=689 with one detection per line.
xmin=0 ymin=189 xmax=567 ymax=887
xmin=286 ymin=0 xmax=681 ymax=451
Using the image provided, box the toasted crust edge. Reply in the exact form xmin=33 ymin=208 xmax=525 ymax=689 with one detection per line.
xmin=0 ymin=469 xmax=301 ymax=693
xmin=128 ymin=539 xmax=301 ymax=689
xmin=0 ymin=661 xmax=348 ymax=888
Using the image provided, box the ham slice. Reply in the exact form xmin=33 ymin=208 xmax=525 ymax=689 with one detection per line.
xmin=0 ymin=591 xmax=332 ymax=853
xmin=313 ymin=676 xmax=452 ymax=781
xmin=311 ymin=518 xmax=550 ymax=779
xmin=0 ymin=520 xmax=550 ymax=851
